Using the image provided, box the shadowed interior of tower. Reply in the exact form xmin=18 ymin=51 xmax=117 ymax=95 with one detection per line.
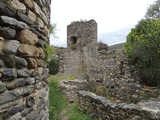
xmin=70 ymin=36 xmax=77 ymax=45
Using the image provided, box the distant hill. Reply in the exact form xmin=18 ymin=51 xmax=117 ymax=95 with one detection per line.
xmin=109 ymin=43 xmax=124 ymax=50
xmin=98 ymin=26 xmax=133 ymax=46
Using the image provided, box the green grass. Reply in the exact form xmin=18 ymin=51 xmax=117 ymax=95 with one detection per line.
xmin=49 ymin=77 xmax=67 ymax=120
xmin=51 ymin=75 xmax=76 ymax=81
xmin=67 ymin=104 xmax=92 ymax=120
xmin=49 ymin=76 xmax=92 ymax=120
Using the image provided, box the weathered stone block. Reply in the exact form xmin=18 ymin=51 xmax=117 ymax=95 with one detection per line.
xmin=0 ymin=40 xmax=4 ymax=53
xmin=15 ymin=56 xmax=28 ymax=68
xmin=7 ymin=78 xmax=35 ymax=90
xmin=18 ymin=29 xmax=38 ymax=45
xmin=28 ymin=10 xmax=37 ymax=23
xmin=0 ymin=86 xmax=34 ymax=105
xmin=26 ymin=112 xmax=43 ymax=120
xmin=17 ymin=11 xmax=33 ymax=25
xmin=0 ymin=27 xmax=16 ymax=39
xmin=0 ymin=16 xmax=28 ymax=29
xmin=18 ymin=44 xmax=39 ymax=57
xmin=17 ymin=69 xmax=32 ymax=77
xmin=4 ymin=40 xmax=20 ymax=54
xmin=2 ymin=68 xmax=17 ymax=80
xmin=24 ymin=0 xmax=34 ymax=9
xmin=0 ymin=54 xmax=15 ymax=68
xmin=4 ymin=105 xmax=24 ymax=119
xmin=0 ymin=91 xmax=19 ymax=105
xmin=38 ymin=47 xmax=45 ymax=59
xmin=27 ymin=58 xmax=38 ymax=68
xmin=36 ymin=17 xmax=44 ymax=28
xmin=8 ymin=0 xmax=26 ymax=11
xmin=0 ymin=2 xmax=16 ymax=17
xmin=0 ymin=82 xmax=6 ymax=93
xmin=0 ymin=59 xmax=5 ymax=67
xmin=30 ymin=27 xmax=49 ymax=42
xmin=33 ymin=2 xmax=48 ymax=25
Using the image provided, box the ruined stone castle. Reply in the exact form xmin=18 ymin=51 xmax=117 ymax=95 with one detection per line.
xmin=58 ymin=20 xmax=160 ymax=120
xmin=0 ymin=0 xmax=51 ymax=119
xmin=59 ymin=20 xmax=98 ymax=79
xmin=0 ymin=0 xmax=160 ymax=119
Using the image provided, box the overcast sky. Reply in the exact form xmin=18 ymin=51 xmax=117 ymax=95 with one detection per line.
xmin=50 ymin=0 xmax=155 ymax=47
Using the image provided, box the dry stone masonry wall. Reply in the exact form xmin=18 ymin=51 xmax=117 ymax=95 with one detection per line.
xmin=0 ymin=0 xmax=51 ymax=119
xmin=78 ymin=91 xmax=160 ymax=120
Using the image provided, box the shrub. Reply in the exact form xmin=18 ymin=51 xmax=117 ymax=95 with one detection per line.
xmin=125 ymin=18 xmax=160 ymax=86
xmin=49 ymin=55 xmax=59 ymax=75
xmin=45 ymin=45 xmax=59 ymax=75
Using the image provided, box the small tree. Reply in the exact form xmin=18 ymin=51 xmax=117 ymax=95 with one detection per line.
xmin=125 ymin=18 xmax=160 ymax=86
xmin=145 ymin=0 xmax=160 ymax=19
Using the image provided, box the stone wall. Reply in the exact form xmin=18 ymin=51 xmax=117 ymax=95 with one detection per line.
xmin=78 ymin=91 xmax=160 ymax=120
xmin=0 ymin=0 xmax=51 ymax=119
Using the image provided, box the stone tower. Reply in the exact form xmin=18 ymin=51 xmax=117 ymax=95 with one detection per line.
xmin=0 ymin=0 xmax=51 ymax=119
xmin=62 ymin=20 xmax=97 ymax=78
xmin=67 ymin=19 xmax=97 ymax=49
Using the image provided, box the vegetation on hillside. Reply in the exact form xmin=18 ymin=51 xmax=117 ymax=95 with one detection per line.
xmin=145 ymin=0 xmax=160 ymax=19
xmin=125 ymin=18 xmax=160 ymax=86
xmin=124 ymin=0 xmax=160 ymax=86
